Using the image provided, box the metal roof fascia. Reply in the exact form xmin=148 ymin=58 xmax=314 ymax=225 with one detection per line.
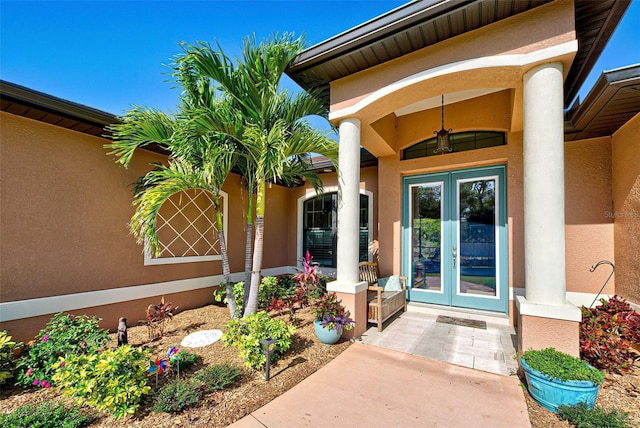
xmin=288 ymin=0 xmax=469 ymax=72
xmin=566 ymin=64 xmax=640 ymax=132
xmin=1 ymin=80 xmax=117 ymax=127
xmin=563 ymin=0 xmax=632 ymax=106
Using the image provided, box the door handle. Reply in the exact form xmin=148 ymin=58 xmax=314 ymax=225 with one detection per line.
xmin=452 ymin=246 xmax=457 ymax=269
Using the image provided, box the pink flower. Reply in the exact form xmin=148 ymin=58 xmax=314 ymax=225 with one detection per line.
xmin=43 ymin=382 xmax=50 ymax=388
xmin=42 ymin=334 xmax=49 ymax=342
xmin=60 ymin=361 xmax=66 ymax=367
xmin=33 ymin=379 xmax=39 ymax=385
xmin=26 ymin=368 xmax=33 ymax=376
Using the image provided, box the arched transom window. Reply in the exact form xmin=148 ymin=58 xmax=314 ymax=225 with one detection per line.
xmin=402 ymin=131 xmax=505 ymax=160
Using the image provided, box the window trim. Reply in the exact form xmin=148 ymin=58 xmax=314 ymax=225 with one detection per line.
xmin=297 ymin=187 xmax=374 ymax=268
xmin=144 ymin=190 xmax=228 ymax=265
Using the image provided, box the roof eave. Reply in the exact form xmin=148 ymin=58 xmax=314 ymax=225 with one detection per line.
xmin=564 ymin=63 xmax=640 ymax=140
xmin=1 ymin=80 xmax=117 ymax=127
xmin=563 ymin=0 xmax=632 ymax=106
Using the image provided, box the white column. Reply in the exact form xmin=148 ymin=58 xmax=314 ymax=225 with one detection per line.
xmin=336 ymin=118 xmax=361 ymax=284
xmin=327 ymin=118 xmax=368 ymax=339
xmin=523 ymin=62 xmax=566 ymax=306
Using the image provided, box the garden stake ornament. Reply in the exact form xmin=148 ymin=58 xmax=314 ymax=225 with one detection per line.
xmin=589 ymin=260 xmax=615 ymax=308
xmin=148 ymin=347 xmax=180 ymax=388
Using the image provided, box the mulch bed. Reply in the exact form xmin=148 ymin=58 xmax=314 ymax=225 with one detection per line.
xmin=1 ymin=303 xmax=638 ymax=427
xmin=0 ymin=303 xmax=351 ymax=427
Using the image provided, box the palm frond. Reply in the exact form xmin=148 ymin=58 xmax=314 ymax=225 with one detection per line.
xmin=105 ymin=107 xmax=178 ymax=167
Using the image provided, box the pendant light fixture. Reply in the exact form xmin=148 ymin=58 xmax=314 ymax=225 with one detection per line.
xmin=434 ymin=94 xmax=453 ymax=154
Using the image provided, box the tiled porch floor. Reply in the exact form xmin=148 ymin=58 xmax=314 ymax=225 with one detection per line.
xmin=356 ymin=303 xmax=520 ymax=376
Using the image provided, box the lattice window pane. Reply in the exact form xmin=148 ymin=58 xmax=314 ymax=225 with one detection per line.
xmin=153 ymin=190 xmax=220 ymax=259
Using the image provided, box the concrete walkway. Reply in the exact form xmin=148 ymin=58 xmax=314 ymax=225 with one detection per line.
xmin=230 ymin=343 xmax=530 ymax=428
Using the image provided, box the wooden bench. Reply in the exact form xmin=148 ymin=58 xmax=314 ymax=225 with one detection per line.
xmin=358 ymin=262 xmax=407 ymax=332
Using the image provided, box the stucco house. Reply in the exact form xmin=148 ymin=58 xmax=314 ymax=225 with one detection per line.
xmin=1 ymin=0 xmax=639 ymax=358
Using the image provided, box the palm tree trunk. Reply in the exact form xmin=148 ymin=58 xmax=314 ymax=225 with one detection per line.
xmin=215 ymin=197 xmax=237 ymax=318
xmin=242 ymin=195 xmax=253 ymax=314
xmin=243 ymin=180 xmax=265 ymax=316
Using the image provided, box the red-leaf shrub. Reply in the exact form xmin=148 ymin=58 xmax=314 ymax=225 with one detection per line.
xmin=580 ymin=295 xmax=640 ymax=373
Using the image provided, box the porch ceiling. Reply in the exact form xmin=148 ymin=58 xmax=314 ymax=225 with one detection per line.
xmin=286 ymin=0 xmax=630 ymax=110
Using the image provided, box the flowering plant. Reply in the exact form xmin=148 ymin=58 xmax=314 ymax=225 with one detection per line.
xmin=293 ymin=251 xmax=320 ymax=286
xmin=15 ymin=312 xmax=109 ymax=388
xmin=319 ymin=313 xmax=355 ymax=331
xmin=314 ymin=292 xmax=354 ymax=331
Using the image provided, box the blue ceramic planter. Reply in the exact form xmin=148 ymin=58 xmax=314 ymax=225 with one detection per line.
xmin=314 ymin=320 xmax=343 ymax=345
xmin=520 ymin=357 xmax=600 ymax=412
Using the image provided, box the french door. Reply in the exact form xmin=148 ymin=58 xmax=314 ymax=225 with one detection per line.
xmin=402 ymin=165 xmax=507 ymax=313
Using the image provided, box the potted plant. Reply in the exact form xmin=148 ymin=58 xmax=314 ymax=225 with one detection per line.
xmin=313 ymin=292 xmax=354 ymax=345
xmin=520 ymin=347 xmax=605 ymax=413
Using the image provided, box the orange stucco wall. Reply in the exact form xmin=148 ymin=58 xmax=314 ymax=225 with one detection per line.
xmin=611 ymin=113 xmax=640 ymax=304
xmin=0 ymin=112 xmax=290 ymax=340
xmin=564 ymin=137 xmax=615 ymax=295
xmin=518 ymin=315 xmax=580 ymax=357
xmin=263 ymin=181 xmax=292 ymax=269
xmin=1 ymin=113 xmax=212 ymax=300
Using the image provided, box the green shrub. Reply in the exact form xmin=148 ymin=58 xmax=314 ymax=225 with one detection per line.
xmin=222 ymin=311 xmax=295 ymax=369
xmin=0 ymin=400 xmax=96 ymax=428
xmin=0 ymin=330 xmax=22 ymax=385
xmin=194 ymin=363 xmax=241 ymax=392
xmin=152 ymin=377 xmax=205 ymax=414
xmin=15 ymin=312 xmax=109 ymax=388
xmin=176 ymin=349 xmax=201 ymax=370
xmin=213 ymin=281 xmax=245 ymax=307
xmin=558 ymin=402 xmax=631 ymax=428
xmin=215 ymin=277 xmax=285 ymax=310
xmin=258 ymin=276 xmax=280 ymax=309
xmin=521 ymin=348 xmax=605 ymax=385
xmin=152 ymin=363 xmax=241 ymax=414
xmin=52 ymin=345 xmax=151 ymax=419
xmin=276 ymin=274 xmax=298 ymax=297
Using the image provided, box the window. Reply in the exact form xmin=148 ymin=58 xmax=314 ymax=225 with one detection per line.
xmin=402 ymin=131 xmax=506 ymax=160
xmin=301 ymin=192 xmax=371 ymax=268
xmin=144 ymin=189 xmax=227 ymax=265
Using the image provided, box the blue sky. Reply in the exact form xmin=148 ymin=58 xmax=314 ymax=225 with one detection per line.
xmin=2 ymin=0 xmax=639 ymax=116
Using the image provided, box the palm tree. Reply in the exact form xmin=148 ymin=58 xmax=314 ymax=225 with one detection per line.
xmin=177 ymin=33 xmax=338 ymax=316
xmin=104 ymin=93 xmax=240 ymax=319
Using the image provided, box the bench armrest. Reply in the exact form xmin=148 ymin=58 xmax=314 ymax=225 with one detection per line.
xmin=399 ymin=276 xmax=408 ymax=290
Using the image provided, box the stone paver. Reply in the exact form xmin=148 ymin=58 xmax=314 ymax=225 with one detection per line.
xmin=358 ymin=305 xmax=519 ymax=376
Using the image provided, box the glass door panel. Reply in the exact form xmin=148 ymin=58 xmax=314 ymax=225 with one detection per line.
xmin=457 ymin=178 xmax=496 ymax=297
xmin=411 ymin=183 xmax=443 ymax=293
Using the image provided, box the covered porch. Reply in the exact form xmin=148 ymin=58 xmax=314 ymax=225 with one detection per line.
xmin=286 ymin=0 xmax=632 ymax=356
